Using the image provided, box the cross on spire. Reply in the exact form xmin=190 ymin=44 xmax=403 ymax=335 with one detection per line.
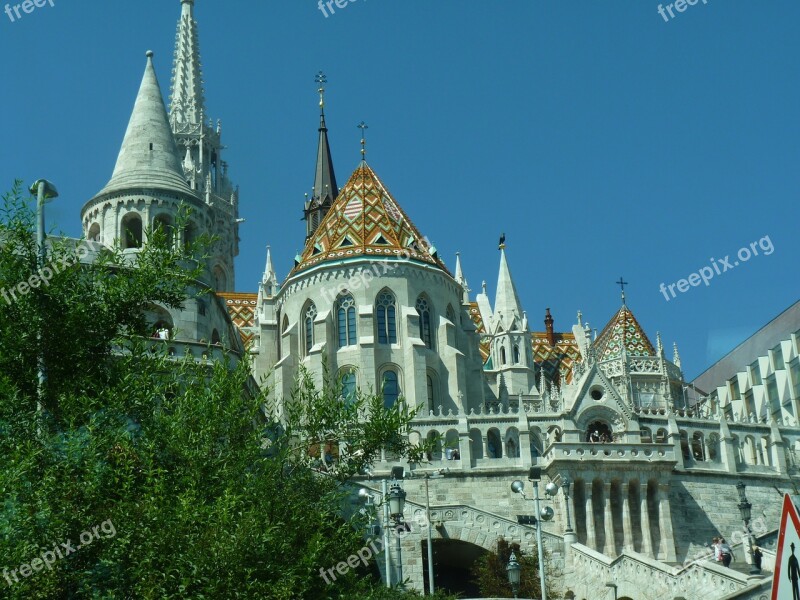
xmin=315 ymin=71 xmax=327 ymax=113
xmin=616 ymin=276 xmax=629 ymax=305
xmin=358 ymin=121 xmax=368 ymax=162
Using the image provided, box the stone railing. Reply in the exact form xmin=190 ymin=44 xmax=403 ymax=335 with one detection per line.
xmin=541 ymin=442 xmax=677 ymax=467
xmin=142 ymin=337 xmax=241 ymax=363
xmin=568 ymin=543 xmax=752 ymax=600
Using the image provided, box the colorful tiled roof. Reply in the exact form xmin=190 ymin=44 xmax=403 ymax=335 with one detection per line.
xmin=293 ymin=162 xmax=448 ymax=274
xmin=219 ymin=292 xmax=258 ymax=350
xmin=532 ymin=332 xmax=582 ymax=385
xmin=593 ymin=305 xmax=656 ymax=362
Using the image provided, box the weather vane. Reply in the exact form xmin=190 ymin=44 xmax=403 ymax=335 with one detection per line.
xmin=315 ymin=71 xmax=327 ymax=112
xmin=616 ymin=276 xmax=628 ymax=304
xmin=358 ymin=121 xmax=368 ymax=161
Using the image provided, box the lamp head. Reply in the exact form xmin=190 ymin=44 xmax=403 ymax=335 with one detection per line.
xmin=358 ymin=488 xmax=373 ymax=503
xmin=387 ymin=481 xmax=406 ymax=519
xmin=511 ymin=480 xmax=525 ymax=494
xmin=506 ymin=550 xmax=521 ymax=586
xmin=29 ymin=179 xmax=58 ymax=202
xmin=540 ymin=505 xmax=555 ymax=521
xmin=545 ymin=482 xmax=559 ymax=497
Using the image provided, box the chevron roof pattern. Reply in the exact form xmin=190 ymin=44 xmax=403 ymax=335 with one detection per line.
xmin=293 ymin=162 xmax=448 ymax=274
xmin=219 ymin=292 xmax=258 ymax=350
xmin=593 ymin=305 xmax=656 ymax=362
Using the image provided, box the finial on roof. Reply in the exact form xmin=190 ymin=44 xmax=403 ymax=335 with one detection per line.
xmin=498 ymin=232 xmax=506 ymax=250
xmin=315 ymin=71 xmax=327 ymax=114
xmin=673 ymin=342 xmax=682 ymax=368
xmin=616 ymin=276 xmax=628 ymax=305
xmin=358 ymin=121 xmax=368 ymax=162
xmin=545 ymin=308 xmax=555 ymax=346
xmin=146 ymin=50 xmax=154 ymax=58
xmin=577 ymin=310 xmax=583 ymax=327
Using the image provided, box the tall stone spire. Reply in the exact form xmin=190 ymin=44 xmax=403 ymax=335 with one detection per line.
xmin=494 ymin=247 xmax=525 ymax=329
xmin=262 ymin=245 xmax=277 ymax=297
xmin=95 ymin=51 xmax=191 ymax=198
xmin=170 ymin=0 xmax=205 ymax=126
xmin=455 ymin=252 xmax=470 ymax=304
xmin=304 ymin=72 xmax=339 ymax=238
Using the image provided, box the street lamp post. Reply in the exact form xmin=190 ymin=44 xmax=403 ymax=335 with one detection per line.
xmin=387 ymin=479 xmax=407 ymax=585
xmin=506 ymin=550 xmax=521 ymax=599
xmin=561 ymin=477 xmax=573 ymax=532
xmin=511 ymin=467 xmax=550 ymax=600
xmin=736 ymin=481 xmax=761 ymax=575
xmin=29 ymin=179 xmax=58 ymax=422
xmin=359 ymin=484 xmax=392 ymax=588
xmin=422 ymin=469 xmax=447 ymax=595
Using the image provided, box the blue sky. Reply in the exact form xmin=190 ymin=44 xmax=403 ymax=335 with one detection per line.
xmin=1 ymin=0 xmax=798 ymax=380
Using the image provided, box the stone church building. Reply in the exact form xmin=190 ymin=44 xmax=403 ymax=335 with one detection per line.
xmin=76 ymin=2 xmax=800 ymax=597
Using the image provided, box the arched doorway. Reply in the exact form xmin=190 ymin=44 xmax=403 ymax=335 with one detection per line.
xmin=422 ymin=539 xmax=486 ymax=597
xmin=585 ymin=420 xmax=612 ymax=443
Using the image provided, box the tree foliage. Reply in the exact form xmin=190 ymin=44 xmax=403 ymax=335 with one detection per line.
xmin=0 ymin=185 xmax=454 ymax=599
xmin=471 ymin=537 xmax=559 ymax=599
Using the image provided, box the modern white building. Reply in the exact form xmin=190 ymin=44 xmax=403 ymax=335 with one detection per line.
xmin=75 ymin=2 xmax=800 ymax=598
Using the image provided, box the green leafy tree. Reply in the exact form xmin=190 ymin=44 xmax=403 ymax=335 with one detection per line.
xmin=0 ymin=184 xmax=455 ymax=599
xmin=471 ymin=537 xmax=559 ymax=599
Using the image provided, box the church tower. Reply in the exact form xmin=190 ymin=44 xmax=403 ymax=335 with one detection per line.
xmin=169 ymin=0 xmax=239 ymax=291
xmin=302 ymin=73 xmax=339 ymax=239
xmin=81 ymin=1 xmax=239 ymax=294
xmin=478 ymin=244 xmax=538 ymax=403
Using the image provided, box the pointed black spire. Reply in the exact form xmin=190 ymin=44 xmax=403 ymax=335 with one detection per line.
xmin=304 ymin=72 xmax=338 ymax=238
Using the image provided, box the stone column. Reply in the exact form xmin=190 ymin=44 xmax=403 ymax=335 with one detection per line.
xmin=603 ymin=483 xmax=616 ymax=556
xmin=621 ymin=483 xmax=634 ymax=552
xmin=585 ymin=487 xmax=597 ymax=551
xmin=657 ymin=483 xmax=677 ymax=561
xmin=640 ymin=484 xmax=653 ymax=557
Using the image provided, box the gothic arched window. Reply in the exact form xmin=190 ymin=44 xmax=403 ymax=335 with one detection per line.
xmin=513 ymin=344 xmax=521 ymax=364
xmin=381 ymin=369 xmax=400 ymax=409
xmin=304 ymin=301 xmax=317 ymax=354
xmin=376 ymin=290 xmax=397 ymax=345
xmin=340 ymin=368 xmax=357 ymax=406
xmin=500 ymin=346 xmax=507 ymax=365
xmin=337 ymin=293 xmax=356 ymax=348
xmin=416 ymin=295 xmax=434 ymax=349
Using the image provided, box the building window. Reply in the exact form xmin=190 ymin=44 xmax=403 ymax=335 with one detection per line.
xmin=376 ymin=291 xmax=397 ymax=344
xmin=427 ymin=373 xmax=436 ymax=410
xmin=513 ymin=344 xmax=520 ymax=364
xmin=121 ymin=214 xmax=143 ymax=249
xmin=750 ymin=361 xmax=762 ymax=386
xmin=304 ymin=302 xmax=317 ymax=354
xmin=791 ymin=361 xmax=800 ymax=399
xmin=500 ymin=346 xmax=507 ymax=365
xmin=340 ymin=369 xmax=357 ymax=405
xmin=382 ymin=370 xmax=400 ymax=409
xmin=416 ymin=296 xmax=433 ymax=349
xmin=773 ymin=344 xmax=786 ymax=371
xmin=767 ymin=377 xmax=780 ymax=416
xmin=337 ymin=293 xmax=356 ymax=348
xmin=446 ymin=304 xmax=455 ymax=322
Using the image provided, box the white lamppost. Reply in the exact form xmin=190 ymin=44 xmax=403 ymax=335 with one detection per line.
xmin=512 ymin=467 xmax=552 ymax=600
xmin=422 ymin=468 xmax=447 ymax=595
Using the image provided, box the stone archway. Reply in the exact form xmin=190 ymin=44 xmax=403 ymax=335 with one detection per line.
xmin=586 ymin=420 xmax=613 ymax=443
xmin=421 ymin=539 xmax=486 ymax=597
